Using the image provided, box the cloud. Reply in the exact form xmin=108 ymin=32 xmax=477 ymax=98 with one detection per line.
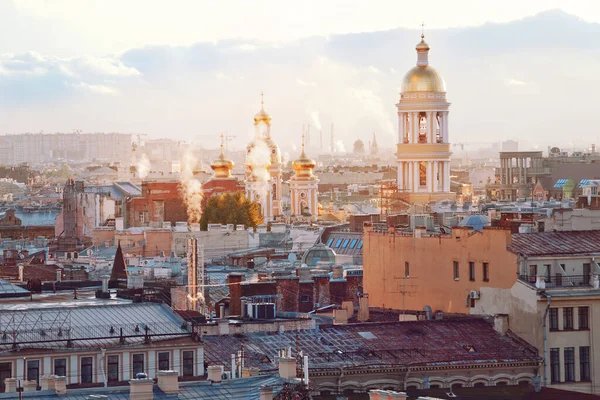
xmin=69 ymin=82 xmax=119 ymax=95
xmin=296 ymin=78 xmax=317 ymax=87
xmin=504 ymin=78 xmax=528 ymax=86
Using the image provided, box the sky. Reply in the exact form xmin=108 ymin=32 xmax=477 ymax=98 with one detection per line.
xmin=2 ymin=0 xmax=600 ymax=153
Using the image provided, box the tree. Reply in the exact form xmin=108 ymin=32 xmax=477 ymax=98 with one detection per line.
xmin=200 ymin=192 xmax=263 ymax=230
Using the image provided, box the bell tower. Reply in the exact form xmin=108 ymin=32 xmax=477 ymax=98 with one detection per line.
xmin=396 ymin=34 xmax=454 ymax=204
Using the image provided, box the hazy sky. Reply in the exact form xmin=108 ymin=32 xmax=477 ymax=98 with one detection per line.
xmin=2 ymin=1 xmax=600 ymax=154
xmin=11 ymin=0 xmax=600 ymax=53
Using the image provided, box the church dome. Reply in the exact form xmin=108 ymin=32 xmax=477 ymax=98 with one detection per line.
xmin=210 ymin=146 xmax=234 ymax=179
xmin=292 ymin=143 xmax=316 ymax=177
xmin=254 ymin=108 xmax=272 ymax=126
xmin=353 ymin=138 xmax=365 ymax=154
xmin=401 ymin=35 xmax=446 ymax=93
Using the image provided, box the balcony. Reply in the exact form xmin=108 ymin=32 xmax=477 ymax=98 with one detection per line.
xmin=518 ymin=274 xmax=592 ymax=289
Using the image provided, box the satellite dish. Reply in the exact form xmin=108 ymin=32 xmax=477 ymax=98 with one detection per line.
xmin=288 ymin=253 xmax=297 ymax=262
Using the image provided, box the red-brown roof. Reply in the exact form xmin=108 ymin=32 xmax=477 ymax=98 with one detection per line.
xmin=203 ymin=317 xmax=539 ymax=371
xmin=509 ymin=230 xmax=600 ymax=257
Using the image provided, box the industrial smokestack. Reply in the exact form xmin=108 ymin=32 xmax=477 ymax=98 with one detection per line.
xmin=330 ymin=123 xmax=334 ymax=153
xmin=320 ymin=130 xmax=323 ymax=151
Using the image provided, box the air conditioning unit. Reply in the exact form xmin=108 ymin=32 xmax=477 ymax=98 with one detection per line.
xmin=470 ymin=290 xmax=480 ymax=299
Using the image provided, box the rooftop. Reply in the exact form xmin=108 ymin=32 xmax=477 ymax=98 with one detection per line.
xmin=203 ymin=317 xmax=539 ymax=371
xmin=0 ymin=302 xmax=188 ymax=350
xmin=510 ymin=230 xmax=600 ymax=256
xmin=0 ymin=374 xmax=286 ymax=400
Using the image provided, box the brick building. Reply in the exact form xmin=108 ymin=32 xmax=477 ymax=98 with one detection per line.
xmin=126 ymin=182 xmax=187 ymax=228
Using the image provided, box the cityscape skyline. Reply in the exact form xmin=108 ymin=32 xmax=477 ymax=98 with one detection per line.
xmin=1 ymin=4 xmax=600 ymax=152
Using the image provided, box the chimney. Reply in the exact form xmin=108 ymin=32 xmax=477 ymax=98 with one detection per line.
xmin=115 ymin=217 xmax=124 ymax=231
xmin=156 ymin=370 xmax=179 ymax=395
xmin=341 ymin=300 xmax=354 ymax=319
xmin=331 ymin=265 xmax=343 ymax=279
xmin=18 ymin=264 xmax=24 ymax=282
xmin=260 ymin=386 xmax=274 ymax=400
xmin=207 ymin=365 xmax=223 ymax=383
xmin=101 ymin=275 xmax=110 ymax=293
xmin=41 ymin=375 xmax=56 ymax=391
xmin=23 ymin=380 xmax=37 ymax=391
xmin=277 ymin=357 xmax=296 ymax=379
xmin=358 ymin=293 xmax=370 ymax=322
xmin=129 ymin=376 xmax=154 ymax=400
xmin=4 ymin=378 xmax=17 ymax=392
xmin=242 ymin=367 xmax=260 ymax=377
xmin=54 ymin=376 xmax=67 ymax=395
xmin=56 ymin=269 xmax=62 ymax=282
xmin=494 ymin=314 xmax=509 ymax=335
xmin=333 ymin=308 xmax=348 ymax=325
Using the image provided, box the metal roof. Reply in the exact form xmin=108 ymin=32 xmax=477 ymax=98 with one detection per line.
xmin=0 ymin=375 xmax=286 ymax=400
xmin=0 ymin=279 xmax=30 ymax=298
xmin=203 ymin=318 xmax=540 ymax=371
xmin=509 ymin=230 xmax=600 ymax=257
xmin=0 ymin=303 xmax=188 ymax=350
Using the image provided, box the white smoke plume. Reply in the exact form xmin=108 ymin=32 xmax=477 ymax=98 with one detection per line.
xmin=180 ymin=150 xmax=203 ymax=224
xmin=308 ymin=109 xmax=322 ymax=131
xmin=136 ymin=153 xmax=151 ymax=179
xmin=334 ymin=140 xmax=346 ymax=153
xmin=282 ymin=151 xmax=290 ymax=166
xmin=246 ymin=139 xmax=271 ymax=182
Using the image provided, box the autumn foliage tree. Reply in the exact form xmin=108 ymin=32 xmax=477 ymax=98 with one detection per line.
xmin=200 ymin=192 xmax=263 ymax=230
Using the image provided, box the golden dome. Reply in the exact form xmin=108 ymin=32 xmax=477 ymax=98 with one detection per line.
xmin=292 ymin=136 xmax=316 ymax=177
xmin=401 ymin=66 xmax=446 ymax=93
xmin=400 ymin=34 xmax=446 ymax=93
xmin=253 ymin=92 xmax=272 ymax=126
xmin=210 ymin=144 xmax=234 ymax=179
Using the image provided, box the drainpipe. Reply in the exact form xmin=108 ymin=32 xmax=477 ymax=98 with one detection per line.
xmin=100 ymin=348 xmax=107 ymax=387
xmin=542 ymin=294 xmax=551 ymax=387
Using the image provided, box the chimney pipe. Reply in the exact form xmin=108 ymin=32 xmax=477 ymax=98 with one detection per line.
xmin=101 ymin=275 xmax=109 ymax=293
xmin=156 ymin=370 xmax=179 ymax=394
xmin=18 ymin=264 xmax=24 ymax=283
xmin=207 ymin=365 xmax=224 ymax=383
xmin=303 ymin=355 xmax=309 ymax=385
xmin=56 ymin=269 xmax=62 ymax=282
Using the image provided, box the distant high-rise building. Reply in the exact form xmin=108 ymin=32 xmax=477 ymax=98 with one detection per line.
xmin=396 ymin=34 xmax=453 ymax=202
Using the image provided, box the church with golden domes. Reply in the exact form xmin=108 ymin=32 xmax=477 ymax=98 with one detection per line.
xmin=242 ymin=96 xmax=320 ymax=221
xmin=202 ymin=134 xmax=245 ymax=197
xmin=396 ymin=33 xmax=454 ymax=203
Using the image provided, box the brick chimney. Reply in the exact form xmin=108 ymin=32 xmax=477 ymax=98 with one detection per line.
xmin=156 ymin=370 xmax=179 ymax=395
xmin=40 ymin=375 xmax=56 ymax=391
xmin=23 ymin=380 xmax=37 ymax=391
xmin=4 ymin=378 xmax=17 ymax=393
xmin=228 ymin=273 xmax=244 ymax=316
xmin=494 ymin=314 xmax=509 ymax=335
xmin=129 ymin=377 xmax=154 ymax=400
xmin=358 ymin=294 xmax=370 ymax=322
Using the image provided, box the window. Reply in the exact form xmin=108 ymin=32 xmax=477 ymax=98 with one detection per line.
xmin=564 ymin=347 xmax=575 ymax=382
xmin=550 ymin=348 xmax=560 ymax=383
xmin=549 ymin=308 xmax=558 ymax=330
xmin=334 ymin=239 xmax=342 ymax=248
xmin=529 ymin=265 xmax=537 ymax=283
xmin=469 ymin=262 xmax=475 ymax=281
xmin=453 ymin=261 xmax=459 ymax=280
xmin=342 ymin=239 xmax=350 ymax=248
xmin=580 ymin=346 xmax=591 ymax=381
xmin=563 ymin=307 xmax=574 ymax=330
xmin=544 ymin=264 xmax=552 ymax=283
xmin=183 ymin=351 xmax=194 ymax=377
xmin=349 ymin=239 xmax=357 ymax=249
xmin=0 ymin=362 xmax=11 ymax=392
xmin=300 ymin=295 xmax=310 ymax=303
xmin=583 ymin=263 xmax=591 ymax=284
xmin=578 ymin=306 xmax=589 ymax=330
xmin=357 ymin=240 xmax=363 ymax=249
xmin=80 ymin=357 xmax=93 ymax=384
xmin=158 ymin=352 xmax=170 ymax=371
xmin=54 ymin=358 xmax=67 ymax=377
xmin=405 ymin=262 xmax=410 ymax=278
xmin=326 ymin=238 xmax=334 ymax=247
xmin=107 ymin=355 xmax=119 ymax=382
xmin=26 ymin=360 xmax=40 ymax=384
xmin=483 ymin=262 xmax=489 ymax=282
xmin=132 ymin=354 xmax=145 ymax=376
